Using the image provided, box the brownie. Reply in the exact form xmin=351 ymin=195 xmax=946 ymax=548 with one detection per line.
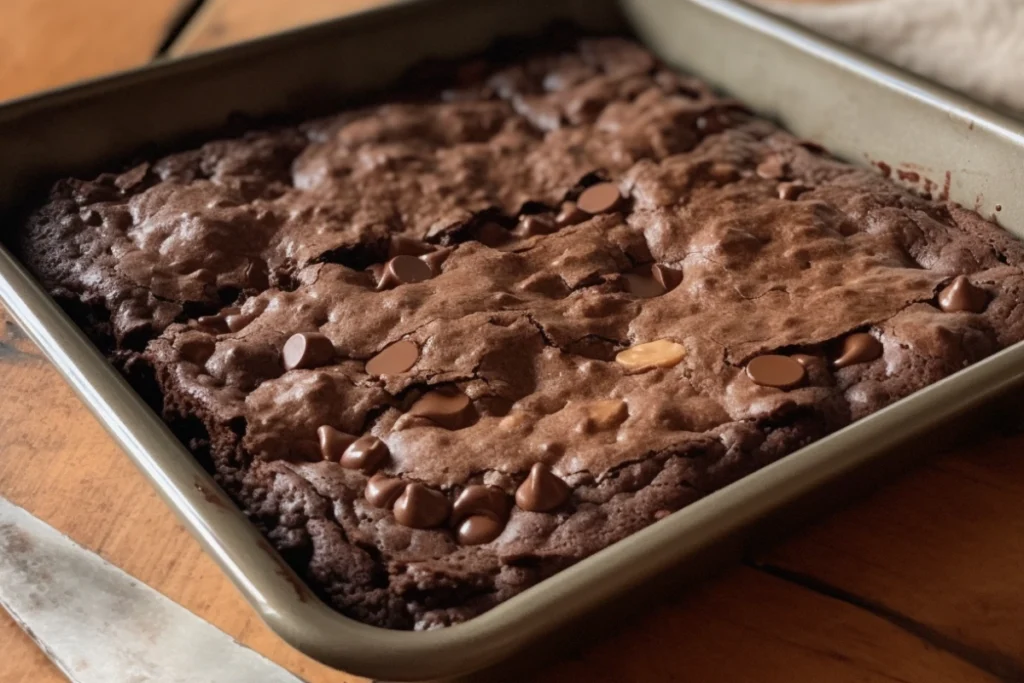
xmin=15 ymin=37 xmax=1024 ymax=630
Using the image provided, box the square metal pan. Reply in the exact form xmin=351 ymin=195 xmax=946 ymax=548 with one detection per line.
xmin=2 ymin=0 xmax=1024 ymax=679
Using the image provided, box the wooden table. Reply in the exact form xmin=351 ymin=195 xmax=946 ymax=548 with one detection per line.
xmin=2 ymin=2 xmax=1023 ymax=681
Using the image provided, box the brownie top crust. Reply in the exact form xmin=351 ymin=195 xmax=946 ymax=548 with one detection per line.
xmin=15 ymin=36 xmax=1024 ymax=630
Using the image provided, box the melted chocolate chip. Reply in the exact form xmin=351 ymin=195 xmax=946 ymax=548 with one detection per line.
xmin=393 ymin=483 xmax=450 ymax=528
xmin=556 ymin=201 xmax=588 ymax=226
xmin=745 ymin=354 xmax=806 ymax=389
xmin=623 ymin=273 xmax=665 ymax=298
xmin=938 ymin=275 xmax=989 ymax=313
xmin=409 ymin=387 xmax=475 ymax=429
xmin=377 ymin=255 xmax=433 ymax=290
xmin=452 ymin=485 xmax=509 ymax=524
xmin=791 ymin=353 xmax=819 ymax=367
xmin=365 ymin=474 xmax=406 ymax=508
xmin=577 ymin=182 xmax=623 ymax=215
xmin=515 ymin=462 xmax=570 ymax=512
xmin=282 ymin=332 xmax=334 ymax=370
xmin=458 ymin=515 xmax=504 ymax=545
xmin=340 ymin=435 xmax=389 ymax=472
xmin=365 ymin=339 xmax=419 ymax=376
xmin=833 ymin=333 xmax=883 ymax=369
xmin=317 ymin=425 xmax=357 ymax=461
xmin=623 ymin=264 xmax=682 ymax=298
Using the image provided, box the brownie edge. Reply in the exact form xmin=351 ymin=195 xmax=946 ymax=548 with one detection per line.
xmin=15 ymin=35 xmax=1024 ymax=630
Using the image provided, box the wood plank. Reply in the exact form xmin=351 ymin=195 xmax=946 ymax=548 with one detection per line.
xmin=0 ymin=0 xmax=188 ymax=103
xmin=537 ymin=566 xmax=999 ymax=683
xmin=0 ymin=307 xmax=364 ymax=683
xmin=759 ymin=433 xmax=1024 ymax=681
xmin=3 ymin=1 xmax=1021 ymax=682
xmin=168 ymin=0 xmax=392 ymax=56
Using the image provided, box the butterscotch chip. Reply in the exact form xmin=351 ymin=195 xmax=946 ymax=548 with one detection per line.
xmin=615 ymin=340 xmax=686 ymax=371
xmin=585 ymin=399 xmax=628 ymax=431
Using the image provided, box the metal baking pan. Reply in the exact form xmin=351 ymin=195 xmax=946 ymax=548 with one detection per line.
xmin=2 ymin=0 xmax=1024 ymax=679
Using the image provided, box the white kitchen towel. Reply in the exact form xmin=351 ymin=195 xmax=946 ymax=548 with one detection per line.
xmin=755 ymin=0 xmax=1024 ymax=115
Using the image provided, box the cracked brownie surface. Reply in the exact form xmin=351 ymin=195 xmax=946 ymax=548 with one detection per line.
xmin=15 ymin=36 xmax=1024 ymax=629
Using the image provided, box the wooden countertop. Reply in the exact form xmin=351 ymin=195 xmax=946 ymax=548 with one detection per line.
xmin=2 ymin=2 xmax=1023 ymax=682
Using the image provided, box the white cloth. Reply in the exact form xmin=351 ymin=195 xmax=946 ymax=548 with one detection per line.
xmin=755 ymin=0 xmax=1024 ymax=115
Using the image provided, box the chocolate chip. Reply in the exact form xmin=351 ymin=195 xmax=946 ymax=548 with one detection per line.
xmin=577 ymin=182 xmax=623 ymax=215
xmin=582 ymin=399 xmax=628 ymax=432
xmin=938 ymin=275 xmax=989 ymax=313
xmin=745 ymin=354 xmax=806 ymax=389
xmin=457 ymin=515 xmax=504 ymax=545
xmin=708 ymin=163 xmax=739 ymax=184
xmin=623 ymin=264 xmax=682 ymax=298
xmin=791 ymin=353 xmax=819 ymax=367
xmin=376 ymin=255 xmax=434 ymax=290
xmin=177 ymin=337 xmax=215 ymax=365
xmin=225 ymin=313 xmax=253 ymax=332
xmin=196 ymin=315 xmax=223 ymax=330
xmin=365 ymin=474 xmax=406 ymax=508
xmin=282 ymin=332 xmax=334 ymax=370
xmin=409 ymin=387 xmax=475 ymax=429
xmin=420 ymin=248 xmax=452 ymax=275
xmin=778 ymin=182 xmax=809 ymax=201
xmin=515 ymin=462 xmax=570 ymax=512
xmin=756 ymin=156 xmax=788 ymax=180
xmin=833 ymin=333 xmax=883 ymax=369
xmin=340 ymin=435 xmax=389 ymax=473
xmin=317 ymin=425 xmax=358 ymax=462
xmin=365 ymin=340 xmax=419 ymax=376
xmin=556 ymin=201 xmax=588 ymax=226
xmin=615 ymin=339 xmax=687 ymax=371
xmin=393 ymin=483 xmax=450 ymax=528
xmin=452 ymin=485 xmax=509 ymax=524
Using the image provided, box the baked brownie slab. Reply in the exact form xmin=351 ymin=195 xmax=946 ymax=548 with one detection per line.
xmin=15 ymin=37 xmax=1024 ymax=629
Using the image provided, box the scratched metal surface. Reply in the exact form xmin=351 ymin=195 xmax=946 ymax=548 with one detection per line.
xmin=0 ymin=497 xmax=303 ymax=683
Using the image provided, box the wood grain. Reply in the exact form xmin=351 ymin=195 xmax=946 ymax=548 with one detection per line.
xmin=3 ymin=1 xmax=1023 ymax=682
xmin=0 ymin=0 xmax=188 ymax=102
xmin=168 ymin=0 xmax=392 ymax=56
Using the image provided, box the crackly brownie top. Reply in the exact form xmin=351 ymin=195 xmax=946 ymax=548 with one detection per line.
xmin=17 ymin=36 xmax=1024 ymax=627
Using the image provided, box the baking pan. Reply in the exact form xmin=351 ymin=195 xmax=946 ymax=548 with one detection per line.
xmin=2 ymin=0 xmax=1024 ymax=680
